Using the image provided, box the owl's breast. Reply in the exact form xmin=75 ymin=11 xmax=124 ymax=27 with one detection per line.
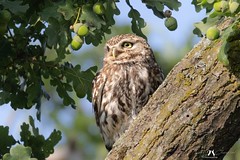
xmin=101 ymin=63 xmax=153 ymax=114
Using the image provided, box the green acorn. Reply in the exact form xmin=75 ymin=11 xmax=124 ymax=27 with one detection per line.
xmin=164 ymin=17 xmax=178 ymax=31
xmin=93 ymin=2 xmax=105 ymax=15
xmin=71 ymin=35 xmax=83 ymax=50
xmin=213 ymin=2 xmax=222 ymax=12
xmin=213 ymin=1 xmax=229 ymax=12
xmin=206 ymin=26 xmax=220 ymax=40
xmin=77 ymin=24 xmax=89 ymax=36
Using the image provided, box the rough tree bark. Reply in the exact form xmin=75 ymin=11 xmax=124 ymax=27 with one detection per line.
xmin=106 ymin=17 xmax=240 ymax=160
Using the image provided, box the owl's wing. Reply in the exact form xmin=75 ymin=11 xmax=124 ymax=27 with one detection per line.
xmin=92 ymin=71 xmax=107 ymax=126
xmin=150 ymin=51 xmax=165 ymax=87
xmin=153 ymin=62 xmax=165 ymax=86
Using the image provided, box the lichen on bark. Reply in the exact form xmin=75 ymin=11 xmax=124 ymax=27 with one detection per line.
xmin=106 ymin=17 xmax=240 ymax=160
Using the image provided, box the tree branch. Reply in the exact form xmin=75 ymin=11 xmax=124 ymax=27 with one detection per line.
xmin=106 ymin=17 xmax=240 ymax=160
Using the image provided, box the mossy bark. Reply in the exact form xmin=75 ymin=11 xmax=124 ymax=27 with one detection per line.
xmin=106 ymin=18 xmax=240 ymax=160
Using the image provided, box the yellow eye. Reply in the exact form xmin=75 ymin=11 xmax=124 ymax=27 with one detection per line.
xmin=122 ymin=42 xmax=133 ymax=48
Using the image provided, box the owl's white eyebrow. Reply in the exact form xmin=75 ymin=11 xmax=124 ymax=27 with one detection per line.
xmin=119 ymin=40 xmax=136 ymax=47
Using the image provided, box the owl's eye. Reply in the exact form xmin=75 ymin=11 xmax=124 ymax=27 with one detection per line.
xmin=122 ymin=42 xmax=133 ymax=48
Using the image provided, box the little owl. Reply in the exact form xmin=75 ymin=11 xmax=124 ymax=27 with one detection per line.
xmin=92 ymin=34 xmax=164 ymax=151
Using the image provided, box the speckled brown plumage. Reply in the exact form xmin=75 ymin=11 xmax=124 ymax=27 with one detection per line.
xmin=92 ymin=34 xmax=164 ymax=151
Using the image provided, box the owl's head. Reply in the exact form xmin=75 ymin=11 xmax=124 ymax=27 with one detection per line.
xmin=103 ymin=34 xmax=152 ymax=64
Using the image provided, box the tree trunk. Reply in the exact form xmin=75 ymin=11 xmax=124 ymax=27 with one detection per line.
xmin=106 ymin=17 xmax=240 ymax=160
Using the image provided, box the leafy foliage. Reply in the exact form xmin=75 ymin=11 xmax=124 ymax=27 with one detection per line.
xmin=0 ymin=0 xmax=182 ymax=117
xmin=143 ymin=0 xmax=181 ymax=18
xmin=125 ymin=0 xmax=181 ymax=39
xmin=0 ymin=0 xmax=97 ymax=117
xmin=20 ymin=116 xmax=61 ymax=159
xmin=0 ymin=117 xmax=61 ymax=159
xmin=2 ymin=144 xmax=37 ymax=160
xmin=192 ymin=0 xmax=239 ymax=36
xmin=0 ymin=126 xmax=16 ymax=158
xmin=126 ymin=0 xmax=147 ymax=39
xmin=191 ymin=0 xmax=240 ymax=65
xmin=218 ymin=20 xmax=240 ymax=67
